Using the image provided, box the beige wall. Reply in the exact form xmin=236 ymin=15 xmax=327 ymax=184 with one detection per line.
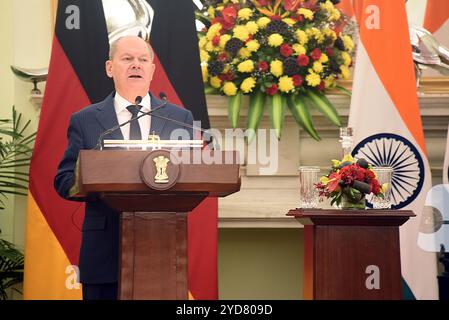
xmin=0 ymin=0 xmax=52 ymax=248
xmin=219 ymin=228 xmax=303 ymax=299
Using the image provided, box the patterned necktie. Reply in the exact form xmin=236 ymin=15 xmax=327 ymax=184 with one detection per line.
xmin=126 ymin=105 xmax=142 ymax=140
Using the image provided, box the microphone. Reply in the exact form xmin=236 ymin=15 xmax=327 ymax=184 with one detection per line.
xmin=94 ymin=94 xmax=168 ymax=150
xmin=136 ymin=96 xmax=219 ymax=150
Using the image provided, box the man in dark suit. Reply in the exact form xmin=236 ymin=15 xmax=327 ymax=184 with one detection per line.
xmin=54 ymin=36 xmax=193 ymax=300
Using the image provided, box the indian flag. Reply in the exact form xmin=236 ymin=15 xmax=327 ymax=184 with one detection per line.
xmin=348 ymin=0 xmax=438 ymax=299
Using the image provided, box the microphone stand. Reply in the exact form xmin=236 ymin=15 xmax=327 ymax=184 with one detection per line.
xmin=94 ymin=100 xmax=168 ymax=150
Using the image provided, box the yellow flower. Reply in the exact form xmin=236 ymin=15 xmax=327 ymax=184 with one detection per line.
xmin=292 ymin=44 xmax=306 ymax=55
xmin=257 ymin=17 xmax=271 ymax=29
xmin=240 ymin=77 xmax=256 ymax=93
xmin=237 ymin=60 xmax=255 ymax=73
xmin=282 ymin=18 xmax=296 ymax=26
xmin=330 ymin=8 xmax=341 ymax=21
xmin=319 ymin=53 xmax=329 ymax=63
xmin=295 ymin=30 xmax=308 ymax=45
xmin=342 ymin=154 xmax=355 ymax=163
xmin=246 ymin=40 xmax=260 ymax=53
xmin=341 ymin=51 xmax=352 ymax=66
xmin=306 ymin=72 xmax=321 ymax=87
xmin=199 ymin=49 xmax=210 ymax=62
xmin=320 ymin=0 xmax=335 ymax=12
xmin=306 ymin=27 xmax=324 ymax=43
xmin=268 ymin=34 xmax=284 ymax=47
xmin=298 ymin=8 xmax=314 ymax=20
xmin=238 ymin=47 xmax=252 ymax=59
xmin=323 ymin=27 xmax=337 ymax=41
xmin=223 ymin=82 xmax=237 ymax=96
xmin=210 ymin=76 xmax=222 ymax=88
xmin=342 ymin=35 xmax=355 ymax=52
xmin=205 ymin=41 xmax=215 ymax=52
xmin=324 ymin=76 xmax=336 ymax=88
xmin=331 ymin=159 xmax=341 ymax=168
xmin=238 ymin=8 xmax=253 ymax=20
xmin=219 ymin=34 xmax=231 ymax=49
xmin=207 ymin=6 xmax=215 ymax=19
xmin=320 ymin=176 xmax=330 ymax=184
xmin=313 ymin=61 xmax=324 ymax=73
xmin=201 ymin=65 xmax=208 ymax=83
xmin=340 ymin=65 xmax=351 ymax=79
xmin=246 ymin=21 xmax=259 ymax=35
xmin=233 ymin=25 xmax=250 ymax=41
xmin=270 ymin=60 xmax=283 ymax=77
xmin=278 ymin=76 xmax=294 ymax=93
xmin=206 ymin=23 xmax=222 ymax=40
xmin=198 ymin=37 xmax=207 ymax=49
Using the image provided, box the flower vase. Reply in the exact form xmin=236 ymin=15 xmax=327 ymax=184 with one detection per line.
xmin=341 ymin=194 xmax=366 ymax=210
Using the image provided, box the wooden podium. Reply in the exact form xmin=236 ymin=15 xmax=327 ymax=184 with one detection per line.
xmin=287 ymin=209 xmax=415 ymax=300
xmin=73 ymin=149 xmax=240 ymax=300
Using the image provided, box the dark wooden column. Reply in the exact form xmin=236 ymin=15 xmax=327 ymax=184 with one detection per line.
xmin=287 ymin=209 xmax=415 ymax=300
xmin=119 ymin=212 xmax=187 ymax=300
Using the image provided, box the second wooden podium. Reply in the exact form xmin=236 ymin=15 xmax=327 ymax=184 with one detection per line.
xmin=72 ymin=149 xmax=240 ymax=300
xmin=287 ymin=209 xmax=414 ymax=300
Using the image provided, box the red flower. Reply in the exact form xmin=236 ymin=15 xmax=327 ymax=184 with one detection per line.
xmin=280 ymin=44 xmax=293 ymax=57
xmin=292 ymin=75 xmax=303 ymax=86
xmin=326 ymin=47 xmax=334 ymax=57
xmin=327 ymin=172 xmax=341 ymax=192
xmin=259 ymin=0 xmax=272 ymax=5
xmin=284 ymin=0 xmax=301 ymax=12
xmin=271 ymin=15 xmax=282 ymax=21
xmin=296 ymin=54 xmax=310 ymax=67
xmin=212 ymin=35 xmax=220 ymax=46
xmin=311 ymin=48 xmax=322 ymax=61
xmin=318 ymin=81 xmax=325 ymax=91
xmin=218 ymin=72 xmax=235 ymax=81
xmin=222 ymin=6 xmax=237 ymax=25
xmin=258 ymin=61 xmax=269 ymax=72
xmin=218 ymin=52 xmax=229 ymax=62
xmin=265 ymin=84 xmax=278 ymax=96
xmin=370 ymin=179 xmax=381 ymax=195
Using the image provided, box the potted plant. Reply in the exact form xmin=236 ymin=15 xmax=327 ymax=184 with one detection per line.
xmin=0 ymin=107 xmax=36 ymax=299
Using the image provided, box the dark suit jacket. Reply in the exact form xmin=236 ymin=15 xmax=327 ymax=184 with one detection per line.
xmin=54 ymin=91 xmax=193 ymax=284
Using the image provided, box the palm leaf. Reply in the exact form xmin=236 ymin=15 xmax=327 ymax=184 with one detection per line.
xmin=0 ymin=106 xmax=35 ymax=299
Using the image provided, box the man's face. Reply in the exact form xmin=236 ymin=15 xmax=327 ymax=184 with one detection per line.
xmin=105 ymin=37 xmax=155 ymax=99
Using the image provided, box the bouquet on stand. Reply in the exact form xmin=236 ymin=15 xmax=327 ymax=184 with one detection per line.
xmin=197 ymin=0 xmax=355 ymax=142
xmin=315 ymin=155 xmax=386 ymax=210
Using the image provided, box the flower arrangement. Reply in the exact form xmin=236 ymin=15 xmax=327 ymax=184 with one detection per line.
xmin=196 ymin=0 xmax=355 ymax=142
xmin=315 ymin=155 xmax=385 ymax=209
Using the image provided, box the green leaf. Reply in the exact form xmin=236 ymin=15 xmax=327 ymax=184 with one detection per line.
xmin=287 ymin=95 xmax=321 ymax=141
xmin=305 ymin=90 xmax=342 ymax=127
xmin=268 ymin=94 xmax=286 ymax=140
xmin=246 ymin=91 xmax=266 ymax=144
xmin=228 ymin=91 xmax=243 ymax=128
xmin=335 ymin=85 xmax=352 ymax=97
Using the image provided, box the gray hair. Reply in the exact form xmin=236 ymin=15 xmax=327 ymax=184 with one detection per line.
xmin=108 ymin=36 xmax=154 ymax=61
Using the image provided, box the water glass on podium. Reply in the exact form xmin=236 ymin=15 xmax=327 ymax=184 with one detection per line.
xmin=371 ymin=167 xmax=393 ymax=209
xmin=298 ymin=166 xmax=320 ymax=209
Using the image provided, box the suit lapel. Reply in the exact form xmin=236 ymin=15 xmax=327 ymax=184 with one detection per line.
xmin=95 ymin=92 xmax=124 ymax=140
xmin=149 ymin=93 xmax=172 ymax=138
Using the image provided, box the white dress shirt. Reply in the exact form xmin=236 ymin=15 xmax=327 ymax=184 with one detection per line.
xmin=114 ymin=92 xmax=152 ymax=140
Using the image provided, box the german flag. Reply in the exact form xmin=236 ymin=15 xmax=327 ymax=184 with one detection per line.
xmin=24 ymin=0 xmax=218 ymax=300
